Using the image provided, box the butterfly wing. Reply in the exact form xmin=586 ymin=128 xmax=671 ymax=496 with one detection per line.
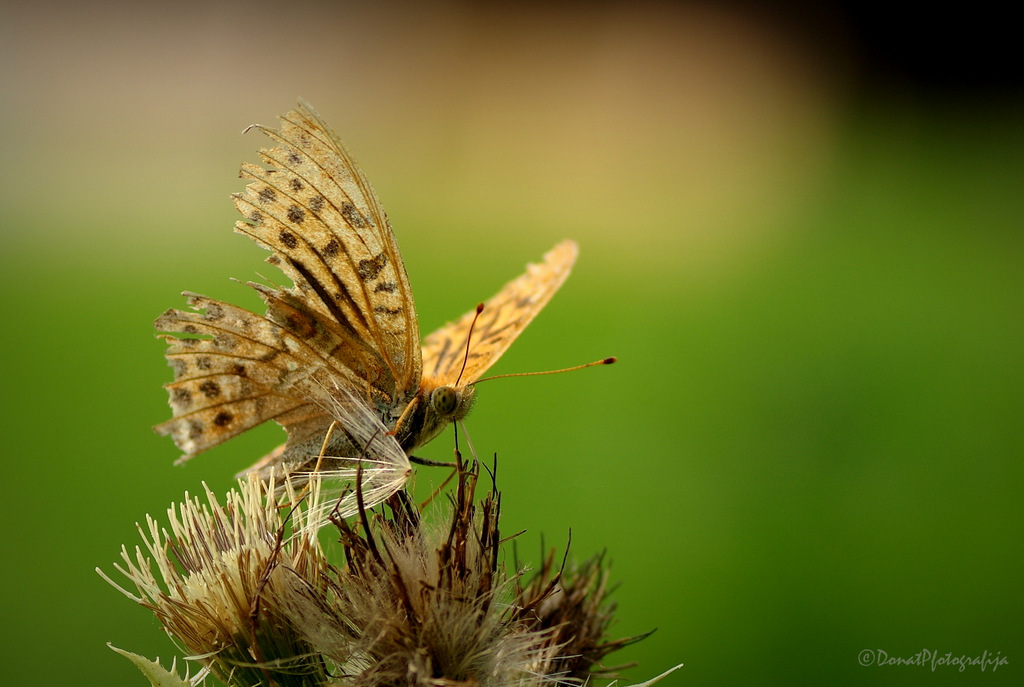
xmin=420 ymin=240 xmax=578 ymax=385
xmin=156 ymin=101 xmax=421 ymax=464
xmin=154 ymin=292 xmax=368 ymax=461
xmin=232 ymin=100 xmax=421 ymax=402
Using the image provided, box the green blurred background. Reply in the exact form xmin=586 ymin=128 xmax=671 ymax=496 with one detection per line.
xmin=2 ymin=1 xmax=1021 ymax=685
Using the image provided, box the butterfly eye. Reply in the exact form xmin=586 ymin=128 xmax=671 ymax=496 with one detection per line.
xmin=430 ymin=386 xmax=459 ymax=417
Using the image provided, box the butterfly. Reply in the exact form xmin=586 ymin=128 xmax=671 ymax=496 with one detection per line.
xmin=154 ymin=100 xmax=581 ymax=488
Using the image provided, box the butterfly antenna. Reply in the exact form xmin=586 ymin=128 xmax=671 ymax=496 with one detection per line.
xmin=454 ymin=303 xmax=486 ymax=388
xmin=471 ymin=356 xmax=616 ymax=385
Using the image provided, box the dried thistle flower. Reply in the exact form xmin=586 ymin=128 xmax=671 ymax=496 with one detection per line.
xmin=305 ymin=459 xmax=563 ymax=687
xmin=513 ymin=550 xmax=653 ymax=682
xmin=99 ymin=473 xmax=337 ymax=686
xmin=101 ymin=460 xmax=681 ymax=686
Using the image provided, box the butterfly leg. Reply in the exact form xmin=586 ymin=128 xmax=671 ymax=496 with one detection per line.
xmin=409 ymin=455 xmax=457 ymax=468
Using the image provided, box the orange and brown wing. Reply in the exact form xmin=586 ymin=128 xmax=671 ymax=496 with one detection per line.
xmin=153 ymin=292 xmax=357 ymax=462
xmin=232 ymin=100 xmax=421 ymax=398
xmin=420 ymin=240 xmax=578 ymax=385
xmin=156 ymin=101 xmax=423 ymax=463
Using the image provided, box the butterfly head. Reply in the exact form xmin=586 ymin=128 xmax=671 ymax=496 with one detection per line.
xmin=396 ymin=378 xmax=477 ymax=452
xmin=428 ymin=383 xmax=476 ymax=421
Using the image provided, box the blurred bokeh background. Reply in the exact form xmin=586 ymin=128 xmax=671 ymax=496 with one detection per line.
xmin=2 ymin=1 xmax=1020 ymax=685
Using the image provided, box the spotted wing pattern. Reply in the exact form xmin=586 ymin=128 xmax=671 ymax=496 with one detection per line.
xmin=156 ymin=101 xmax=421 ymax=464
xmin=233 ymin=101 xmax=420 ymax=397
xmin=155 ymin=101 xmax=580 ymax=485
